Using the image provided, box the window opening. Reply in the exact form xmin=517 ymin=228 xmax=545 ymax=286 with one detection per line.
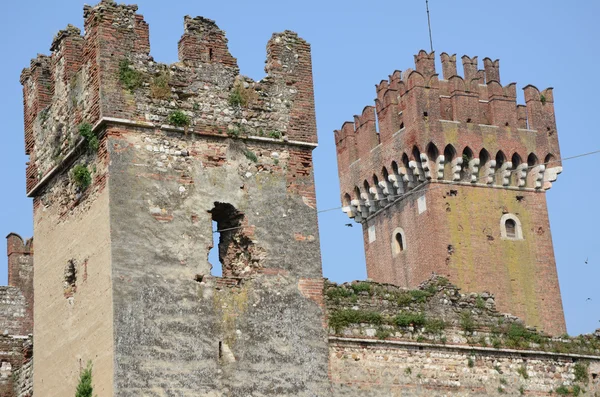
xmin=208 ymin=202 xmax=265 ymax=278
xmin=396 ymin=233 xmax=404 ymax=252
xmin=505 ymin=219 xmax=516 ymax=238
xmin=209 ymin=220 xmax=222 ymax=276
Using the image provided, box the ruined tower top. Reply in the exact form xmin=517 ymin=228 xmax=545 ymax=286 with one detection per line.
xmin=20 ymin=2 xmax=327 ymax=394
xmin=20 ymin=0 xmax=317 ymax=197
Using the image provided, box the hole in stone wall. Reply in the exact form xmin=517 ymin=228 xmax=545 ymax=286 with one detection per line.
xmin=208 ymin=202 xmax=265 ymax=278
xmin=218 ymin=341 xmax=223 ymax=359
xmin=208 ymin=220 xmax=222 ymax=277
xmin=63 ymin=260 xmax=77 ymax=298
xmin=209 ymin=48 xmax=213 ymax=61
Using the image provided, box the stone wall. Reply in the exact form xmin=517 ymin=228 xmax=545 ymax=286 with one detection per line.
xmin=326 ymin=277 xmax=600 ymax=395
xmin=20 ymin=1 xmax=328 ymax=395
xmin=13 ymin=339 xmax=33 ymax=397
xmin=330 ymin=338 xmax=600 ymax=396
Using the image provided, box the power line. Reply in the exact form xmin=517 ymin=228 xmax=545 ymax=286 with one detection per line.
xmin=426 ymin=0 xmax=434 ymax=53
xmin=317 ymin=148 xmax=600 ymax=215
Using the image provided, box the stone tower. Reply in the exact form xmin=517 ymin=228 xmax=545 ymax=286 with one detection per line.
xmin=334 ymin=51 xmax=565 ymax=335
xmin=20 ymin=1 xmax=329 ymax=395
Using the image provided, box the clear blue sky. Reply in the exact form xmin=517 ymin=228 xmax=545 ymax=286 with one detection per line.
xmin=1 ymin=0 xmax=598 ymax=335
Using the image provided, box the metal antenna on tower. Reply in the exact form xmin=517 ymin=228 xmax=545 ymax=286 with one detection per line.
xmin=426 ymin=0 xmax=434 ymax=52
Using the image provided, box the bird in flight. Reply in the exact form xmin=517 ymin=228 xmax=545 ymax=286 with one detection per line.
xmin=587 ymin=298 xmax=592 ymax=301
xmin=344 ymin=223 xmax=353 ymax=227
xmin=585 ymin=257 xmax=589 ymax=264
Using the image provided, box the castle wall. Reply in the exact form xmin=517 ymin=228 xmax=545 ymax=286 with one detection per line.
xmin=363 ymin=184 xmax=565 ymax=335
xmin=32 ymin=185 xmax=114 ymax=396
xmin=106 ymin=125 xmax=329 ymax=395
xmin=324 ymin=278 xmax=599 ymax=397
xmin=329 ymin=339 xmax=600 ymax=396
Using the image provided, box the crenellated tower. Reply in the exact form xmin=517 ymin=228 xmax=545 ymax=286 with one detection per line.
xmin=20 ymin=1 xmax=328 ymax=395
xmin=334 ymin=50 xmax=565 ymax=335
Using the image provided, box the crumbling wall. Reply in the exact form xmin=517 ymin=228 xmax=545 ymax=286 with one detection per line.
xmin=13 ymin=338 xmax=33 ymax=397
xmin=0 ymin=336 xmax=32 ymax=397
xmin=20 ymin=1 xmax=327 ymax=395
xmin=326 ymin=277 xmax=600 ymax=396
xmin=108 ymin=125 xmax=329 ymax=395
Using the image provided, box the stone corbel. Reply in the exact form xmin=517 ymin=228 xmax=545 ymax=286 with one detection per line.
xmin=515 ymin=163 xmax=527 ymax=187
xmin=436 ymin=155 xmax=445 ymax=180
xmin=543 ymin=166 xmax=562 ymax=190
xmin=399 ymin=166 xmax=414 ymax=189
xmin=450 ymin=157 xmax=463 ymax=181
xmin=468 ymin=158 xmax=480 ymax=183
xmin=499 ymin=161 xmax=512 ymax=186
xmin=409 ymin=160 xmax=425 ymax=182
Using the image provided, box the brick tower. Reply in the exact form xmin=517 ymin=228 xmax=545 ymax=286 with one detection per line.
xmin=20 ymin=1 xmax=329 ymax=395
xmin=334 ymin=51 xmax=565 ymax=335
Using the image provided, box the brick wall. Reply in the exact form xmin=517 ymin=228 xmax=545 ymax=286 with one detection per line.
xmin=362 ymin=185 xmax=565 ymax=335
xmin=334 ymin=51 xmax=565 ymax=335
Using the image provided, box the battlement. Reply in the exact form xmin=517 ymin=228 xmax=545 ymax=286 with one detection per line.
xmin=334 ymin=51 xmax=562 ymax=222
xmin=20 ymin=0 xmax=316 ymax=196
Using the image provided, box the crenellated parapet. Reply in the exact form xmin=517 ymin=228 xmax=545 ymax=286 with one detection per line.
xmin=20 ymin=0 xmax=317 ymax=197
xmin=334 ymin=51 xmax=562 ymax=222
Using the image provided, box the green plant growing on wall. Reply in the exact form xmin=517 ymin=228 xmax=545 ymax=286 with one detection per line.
xmin=350 ymin=282 xmax=372 ymax=294
xmin=118 ymin=59 xmax=143 ymax=91
xmin=244 ymin=150 xmax=258 ymax=163
xmin=328 ymin=309 xmax=382 ymax=333
xmin=228 ymin=80 xmax=257 ymax=108
xmin=394 ymin=312 xmax=425 ymax=328
xmin=475 ymin=296 xmax=485 ymax=309
xmin=268 ymin=130 xmax=282 ymax=139
xmin=79 ymin=122 xmax=99 ymax=153
xmin=72 ymin=164 xmax=92 ymax=191
xmin=424 ymin=319 xmax=446 ymax=334
xmin=460 ymin=311 xmax=475 ymax=334
xmin=517 ymin=366 xmax=529 ymax=379
xmin=375 ymin=328 xmax=391 ymax=340
xmin=540 ymin=94 xmax=547 ymax=105
xmin=167 ymin=110 xmax=191 ymax=127
xmin=75 ymin=361 xmax=95 ymax=397
xmin=573 ymin=361 xmax=589 ymax=384
xmin=151 ymin=71 xmax=171 ymax=99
